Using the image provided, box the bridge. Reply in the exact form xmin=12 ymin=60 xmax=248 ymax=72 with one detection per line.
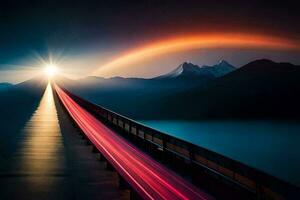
xmin=0 ymin=82 xmax=299 ymax=200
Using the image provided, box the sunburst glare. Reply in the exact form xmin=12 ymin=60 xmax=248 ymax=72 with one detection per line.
xmin=44 ymin=63 xmax=58 ymax=77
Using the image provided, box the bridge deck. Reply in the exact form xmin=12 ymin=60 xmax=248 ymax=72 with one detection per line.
xmin=54 ymin=84 xmax=212 ymax=200
xmin=0 ymin=84 xmax=128 ymax=200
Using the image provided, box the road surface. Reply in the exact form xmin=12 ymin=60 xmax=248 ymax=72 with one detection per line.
xmin=55 ymin=83 xmax=213 ymax=200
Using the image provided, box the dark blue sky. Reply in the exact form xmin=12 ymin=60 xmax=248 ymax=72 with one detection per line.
xmin=0 ymin=0 xmax=299 ymax=82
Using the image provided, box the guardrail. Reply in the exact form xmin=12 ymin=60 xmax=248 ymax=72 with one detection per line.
xmin=61 ymin=87 xmax=299 ymax=200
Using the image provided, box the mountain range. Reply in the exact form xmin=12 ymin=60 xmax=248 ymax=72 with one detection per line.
xmin=2 ymin=59 xmax=300 ymax=120
xmin=60 ymin=60 xmax=236 ymax=91
xmin=57 ymin=59 xmax=300 ymax=120
xmin=155 ymin=60 xmax=235 ymax=79
xmin=148 ymin=59 xmax=300 ymax=119
xmin=55 ymin=60 xmax=236 ymax=118
xmin=0 ymin=82 xmax=13 ymax=91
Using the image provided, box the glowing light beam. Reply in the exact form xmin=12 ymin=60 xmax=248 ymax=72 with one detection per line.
xmin=55 ymin=84 xmax=213 ymax=200
xmin=93 ymin=33 xmax=300 ymax=76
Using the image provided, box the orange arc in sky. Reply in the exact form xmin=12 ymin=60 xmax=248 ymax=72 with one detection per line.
xmin=93 ymin=33 xmax=300 ymax=76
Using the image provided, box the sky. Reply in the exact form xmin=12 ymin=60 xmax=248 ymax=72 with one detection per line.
xmin=0 ymin=0 xmax=300 ymax=83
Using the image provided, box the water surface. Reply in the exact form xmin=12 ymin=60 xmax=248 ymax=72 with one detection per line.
xmin=140 ymin=120 xmax=300 ymax=186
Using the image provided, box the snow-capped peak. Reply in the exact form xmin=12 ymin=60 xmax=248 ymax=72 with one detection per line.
xmin=156 ymin=60 xmax=236 ymax=79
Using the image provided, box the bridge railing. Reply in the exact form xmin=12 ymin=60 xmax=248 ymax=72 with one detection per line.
xmin=62 ymin=87 xmax=299 ymax=200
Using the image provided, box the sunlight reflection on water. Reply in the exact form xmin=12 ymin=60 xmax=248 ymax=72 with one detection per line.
xmin=18 ymin=82 xmax=65 ymax=188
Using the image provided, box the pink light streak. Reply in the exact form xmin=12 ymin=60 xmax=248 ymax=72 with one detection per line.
xmin=54 ymin=84 xmax=213 ymax=200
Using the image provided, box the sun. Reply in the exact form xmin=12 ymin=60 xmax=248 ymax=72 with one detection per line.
xmin=44 ymin=64 xmax=58 ymax=77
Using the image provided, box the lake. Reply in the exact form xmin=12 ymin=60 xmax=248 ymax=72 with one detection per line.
xmin=139 ymin=120 xmax=300 ymax=187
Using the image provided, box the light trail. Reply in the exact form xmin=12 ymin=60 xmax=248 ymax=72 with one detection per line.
xmin=93 ymin=33 xmax=300 ymax=76
xmin=54 ymin=84 xmax=213 ymax=200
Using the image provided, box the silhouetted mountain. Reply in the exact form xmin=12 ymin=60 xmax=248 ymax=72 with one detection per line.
xmin=201 ymin=60 xmax=236 ymax=77
xmin=155 ymin=62 xmax=213 ymax=79
xmin=0 ymin=82 xmax=13 ymax=91
xmin=61 ymin=59 xmax=300 ymax=120
xmin=60 ymin=60 xmax=235 ymax=94
xmin=60 ymin=61 xmax=231 ymax=115
xmin=61 ymin=60 xmax=235 ymax=98
xmin=144 ymin=59 xmax=300 ymax=119
xmin=61 ymin=74 xmax=202 ymax=115
xmin=155 ymin=60 xmax=235 ymax=79
xmin=15 ymin=76 xmax=48 ymax=89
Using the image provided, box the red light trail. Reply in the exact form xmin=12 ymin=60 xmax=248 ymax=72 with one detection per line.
xmin=54 ymin=84 xmax=213 ymax=200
